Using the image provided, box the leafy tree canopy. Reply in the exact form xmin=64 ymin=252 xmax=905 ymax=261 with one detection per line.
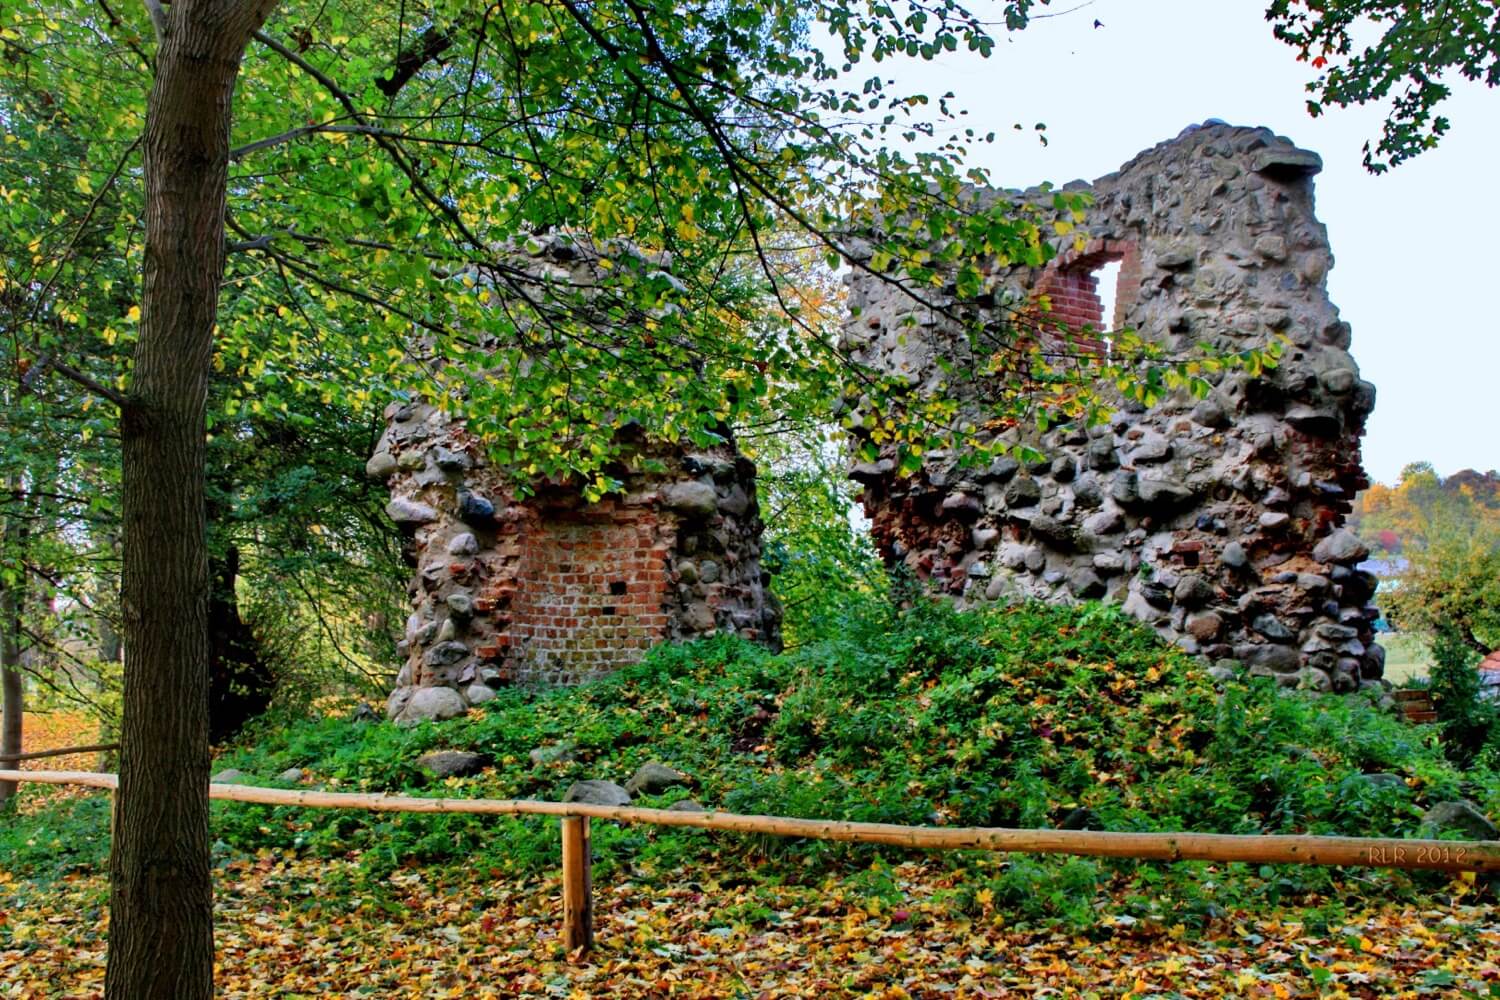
xmin=1356 ymin=462 xmax=1500 ymax=554
xmin=1266 ymin=0 xmax=1500 ymax=172
xmin=2 ymin=0 xmax=1126 ymax=502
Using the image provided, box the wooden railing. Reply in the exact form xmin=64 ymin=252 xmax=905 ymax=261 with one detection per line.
xmin=3 ymin=768 xmax=1497 ymax=954
xmin=0 ymin=742 xmax=118 ymax=763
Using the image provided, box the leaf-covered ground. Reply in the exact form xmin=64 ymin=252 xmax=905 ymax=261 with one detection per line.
xmin=1 ymin=851 xmax=1496 ymax=998
xmin=6 ymin=711 xmax=101 ymax=814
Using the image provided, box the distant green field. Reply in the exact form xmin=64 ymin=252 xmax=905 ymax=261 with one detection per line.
xmin=1381 ymin=632 xmax=1432 ymax=685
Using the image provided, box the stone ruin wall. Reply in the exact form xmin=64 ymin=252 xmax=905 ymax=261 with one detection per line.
xmin=843 ymin=123 xmax=1386 ymax=693
xmin=369 ymin=239 xmax=782 ymax=723
xmin=373 ymin=414 xmax=782 ymax=722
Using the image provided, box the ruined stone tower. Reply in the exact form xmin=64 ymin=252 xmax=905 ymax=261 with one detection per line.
xmin=843 ymin=123 xmax=1384 ymax=692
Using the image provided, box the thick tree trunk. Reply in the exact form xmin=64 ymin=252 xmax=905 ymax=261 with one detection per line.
xmin=105 ymin=3 xmax=276 ymax=997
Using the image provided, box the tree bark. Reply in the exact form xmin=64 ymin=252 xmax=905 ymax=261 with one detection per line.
xmin=0 ymin=474 xmax=27 ymax=807
xmin=95 ymin=530 xmax=123 ymax=665
xmin=207 ymin=544 xmax=275 ymax=743
xmin=0 ymin=581 xmax=22 ymax=807
xmin=105 ymin=2 xmax=277 ymax=997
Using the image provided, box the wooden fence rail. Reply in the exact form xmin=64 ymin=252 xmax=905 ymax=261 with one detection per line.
xmin=0 ymin=743 xmax=119 ymax=763
xmin=3 ymin=768 xmax=1497 ymax=955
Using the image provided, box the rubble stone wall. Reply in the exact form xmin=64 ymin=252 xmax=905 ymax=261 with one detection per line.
xmin=372 ymin=410 xmax=780 ymax=724
xmin=844 ymin=123 xmax=1385 ymax=693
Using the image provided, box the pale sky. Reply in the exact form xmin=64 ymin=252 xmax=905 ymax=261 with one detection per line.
xmin=869 ymin=0 xmax=1499 ymax=486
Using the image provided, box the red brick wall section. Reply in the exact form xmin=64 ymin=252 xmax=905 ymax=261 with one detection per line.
xmin=501 ymin=504 xmax=674 ymax=685
xmin=1034 ymin=238 xmax=1142 ymax=349
xmin=1037 ymin=266 xmax=1106 ymax=332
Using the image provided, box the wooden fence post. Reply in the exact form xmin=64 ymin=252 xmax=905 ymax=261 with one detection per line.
xmin=560 ymin=815 xmax=593 ymax=956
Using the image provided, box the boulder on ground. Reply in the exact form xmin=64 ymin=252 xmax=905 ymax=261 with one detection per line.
xmin=530 ymin=741 xmax=578 ymax=766
xmin=416 ymin=750 xmax=487 ymax=779
xmin=397 ymin=686 xmax=467 ymax=726
xmin=563 ymin=779 xmax=632 ymax=807
xmin=464 ymin=683 xmax=497 ymax=705
xmin=1420 ymin=800 xmax=1498 ymax=842
xmin=625 ymin=762 xmax=691 ymax=796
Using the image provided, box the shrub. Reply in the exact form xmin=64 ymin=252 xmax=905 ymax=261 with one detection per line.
xmin=1427 ymin=624 xmax=1498 ymax=766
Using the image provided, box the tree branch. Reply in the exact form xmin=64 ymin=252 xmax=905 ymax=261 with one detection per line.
xmin=251 ymin=30 xmax=485 ymax=253
xmin=94 ymin=0 xmax=154 ymax=69
xmin=376 ymin=26 xmax=454 ymax=97
xmin=141 ymin=0 xmax=167 ymax=43
xmin=26 ymin=134 xmax=143 ymax=331
xmin=22 ymin=354 xmax=127 ymax=408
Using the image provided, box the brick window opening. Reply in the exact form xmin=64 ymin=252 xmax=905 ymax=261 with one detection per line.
xmin=1034 ymin=239 xmax=1141 ymax=354
xmin=1040 ymin=264 xmax=1108 ymax=333
xmin=602 ymin=605 xmax=617 ymax=616
xmin=609 ymin=580 xmax=628 ymax=596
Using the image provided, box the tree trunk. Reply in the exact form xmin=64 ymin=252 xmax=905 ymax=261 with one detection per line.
xmin=105 ymin=3 xmax=276 ymax=997
xmin=96 ymin=531 xmax=123 ymax=665
xmin=208 ymin=544 xmax=275 ymax=743
xmin=0 ymin=582 xmax=22 ymax=807
xmin=0 ymin=473 xmax=27 ymax=807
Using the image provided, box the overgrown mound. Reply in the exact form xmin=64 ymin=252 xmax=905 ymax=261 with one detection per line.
xmin=7 ymin=601 xmax=1494 ymax=908
xmin=197 ymin=601 xmax=1488 ymax=871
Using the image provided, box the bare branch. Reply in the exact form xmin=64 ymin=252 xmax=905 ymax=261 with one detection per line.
xmin=22 ymin=353 xmax=127 ymax=408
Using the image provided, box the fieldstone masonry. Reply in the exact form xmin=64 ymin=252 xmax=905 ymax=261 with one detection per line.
xmin=375 ymin=412 xmax=781 ymax=722
xmin=843 ymin=123 xmax=1385 ymax=692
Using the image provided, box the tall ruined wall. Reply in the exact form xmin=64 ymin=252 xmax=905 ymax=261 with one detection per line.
xmin=844 ymin=123 xmax=1384 ymax=692
xmin=371 ymin=238 xmax=781 ymax=724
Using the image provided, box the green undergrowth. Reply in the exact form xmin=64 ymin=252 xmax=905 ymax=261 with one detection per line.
xmin=5 ymin=600 xmax=1495 ymax=927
